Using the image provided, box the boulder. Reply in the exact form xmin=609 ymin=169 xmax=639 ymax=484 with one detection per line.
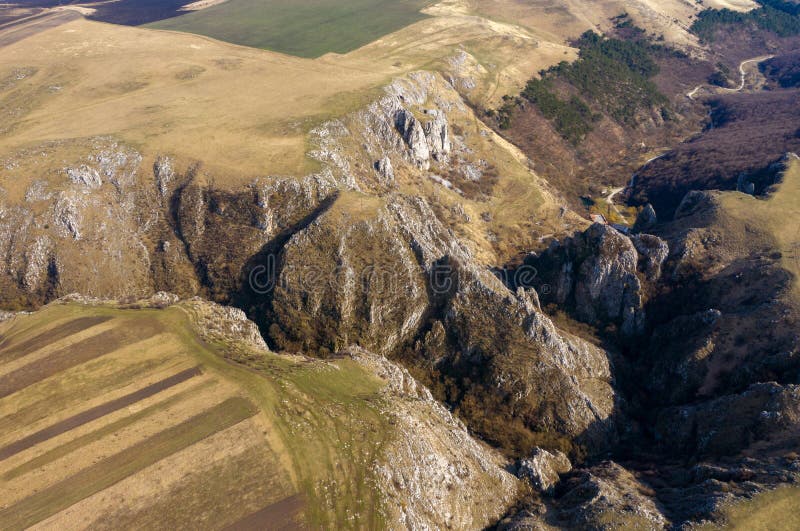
xmin=634 ymin=203 xmax=658 ymax=231
xmin=632 ymin=233 xmax=668 ymax=281
xmin=374 ymin=156 xmax=395 ymax=185
xmin=516 ymin=447 xmax=572 ymax=493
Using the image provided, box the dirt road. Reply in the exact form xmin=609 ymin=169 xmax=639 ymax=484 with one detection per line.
xmin=686 ymin=55 xmax=774 ymax=100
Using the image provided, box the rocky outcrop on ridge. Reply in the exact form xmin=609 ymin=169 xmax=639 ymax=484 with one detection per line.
xmin=351 ymin=348 xmax=520 ymax=530
xmin=521 ymin=223 xmax=661 ymax=337
xmin=0 ymin=139 xmax=158 ymax=306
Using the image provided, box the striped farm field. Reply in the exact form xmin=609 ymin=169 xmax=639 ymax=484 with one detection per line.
xmin=0 ymin=300 xmax=392 ymax=529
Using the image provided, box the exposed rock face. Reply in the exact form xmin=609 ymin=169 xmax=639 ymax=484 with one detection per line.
xmin=395 ymin=109 xmax=432 ymax=169
xmin=443 ymin=50 xmax=486 ymax=95
xmin=634 ymin=202 xmax=658 ymax=231
xmin=573 ymin=227 xmax=644 ymax=337
xmin=554 ymin=462 xmax=668 ymax=530
xmin=374 ymin=156 xmax=394 ymax=185
xmin=22 ymin=235 xmax=52 ymax=291
xmin=348 ymin=72 xmax=462 ymax=185
xmin=614 ymin=179 xmax=800 ymax=523
xmin=182 ymin=297 xmax=269 ymax=352
xmin=495 ymin=509 xmax=550 ymax=531
xmin=516 ymin=448 xmax=572 ymax=493
xmin=645 ymin=308 xmax=722 ymax=405
xmin=0 ymin=72 xmax=621 ymax=475
xmin=674 ymin=190 xmax=716 ymax=220
xmin=524 ymin=223 xmax=648 ymax=337
xmin=351 ymin=349 xmax=520 ymax=530
xmin=153 ymin=155 xmax=174 ymax=200
xmin=422 ymin=109 xmax=451 ymax=163
xmin=65 ymin=165 xmax=102 ymax=189
xmin=639 ymin=188 xmax=799 ymax=408
xmin=440 ymin=267 xmax=620 ymax=451
xmin=632 ymin=233 xmax=669 ymax=281
xmin=269 ymin=195 xmax=429 ymax=355
xmin=261 ymin=184 xmax=620 ymax=451
xmin=656 ymin=383 xmax=800 ymax=457
xmin=0 ymin=139 xmax=158 ymax=302
xmin=737 ymin=172 xmax=756 ymax=195
xmin=51 ymin=191 xmax=84 ymax=241
xmin=175 ymin=172 xmax=339 ymax=300
xmin=392 ymin=106 xmax=451 ymax=171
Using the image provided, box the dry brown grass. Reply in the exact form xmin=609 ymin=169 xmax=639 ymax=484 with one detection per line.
xmin=0 ymin=1 xmax=570 ymax=187
xmin=720 ymin=155 xmax=800 ymax=299
xmin=696 ymin=486 xmax=800 ymax=530
xmin=464 ymin=0 xmax=755 ymax=49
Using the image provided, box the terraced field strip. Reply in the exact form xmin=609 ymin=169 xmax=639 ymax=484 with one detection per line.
xmin=0 ymin=396 xmax=258 ymax=530
xmin=0 ymin=366 xmax=202 ymax=461
xmin=2 ymin=378 xmax=216 ymax=481
xmin=224 ymin=494 xmax=305 ymax=530
xmin=0 ymin=316 xmax=112 ymax=363
xmin=0 ymin=321 xmax=161 ymax=399
xmin=0 ymin=355 xmax=182 ymax=435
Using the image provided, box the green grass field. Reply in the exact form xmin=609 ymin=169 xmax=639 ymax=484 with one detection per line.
xmin=147 ymin=0 xmax=432 ymax=58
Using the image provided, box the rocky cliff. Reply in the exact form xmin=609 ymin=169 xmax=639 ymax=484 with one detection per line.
xmin=0 ymin=71 xmax=621 ymax=464
xmin=2 ymin=63 xmax=799 ymax=529
xmin=519 ymin=223 xmax=668 ymax=339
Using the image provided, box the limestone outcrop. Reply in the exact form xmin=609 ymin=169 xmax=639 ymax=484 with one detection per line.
xmin=516 ymin=448 xmax=572 ymax=493
xmin=523 ymin=223 xmax=652 ymax=337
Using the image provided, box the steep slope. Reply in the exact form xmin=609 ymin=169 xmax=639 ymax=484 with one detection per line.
xmin=629 ymin=90 xmax=800 ymax=219
xmin=0 ymin=66 xmax=625 ymax=467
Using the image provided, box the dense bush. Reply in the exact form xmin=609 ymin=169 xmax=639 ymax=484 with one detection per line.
xmin=510 ymin=29 xmax=668 ymax=143
xmin=760 ymin=51 xmax=800 ymax=87
xmin=708 ymin=62 xmax=732 ymax=87
xmin=520 ymin=79 xmax=596 ymax=144
xmin=691 ymin=3 xmax=800 ymax=42
xmin=402 ymin=358 xmax=585 ymax=460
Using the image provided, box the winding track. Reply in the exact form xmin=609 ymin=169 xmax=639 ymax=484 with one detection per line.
xmin=686 ymin=55 xmax=774 ymax=100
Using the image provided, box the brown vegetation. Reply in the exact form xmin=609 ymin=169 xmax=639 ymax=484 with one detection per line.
xmin=628 ymin=89 xmax=800 ymax=218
